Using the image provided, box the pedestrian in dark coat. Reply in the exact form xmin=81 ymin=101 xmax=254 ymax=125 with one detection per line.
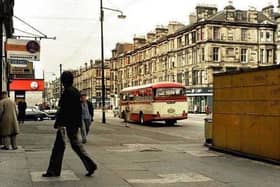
xmin=42 ymin=71 xmax=97 ymax=177
xmin=17 ymin=100 xmax=27 ymax=125
xmin=80 ymin=92 xmax=94 ymax=144
xmin=0 ymin=91 xmax=19 ymax=150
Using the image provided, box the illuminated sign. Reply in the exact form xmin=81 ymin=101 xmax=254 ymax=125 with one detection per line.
xmin=10 ymin=79 xmax=44 ymax=91
xmin=6 ymin=39 xmax=40 ymax=61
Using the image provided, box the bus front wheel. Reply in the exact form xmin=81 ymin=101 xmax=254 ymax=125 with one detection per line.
xmin=139 ymin=113 xmax=144 ymax=125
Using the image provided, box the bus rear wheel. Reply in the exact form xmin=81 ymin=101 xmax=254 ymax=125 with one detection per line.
xmin=139 ymin=113 xmax=144 ymax=125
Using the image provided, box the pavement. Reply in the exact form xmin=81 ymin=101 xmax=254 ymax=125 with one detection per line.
xmin=1 ymin=110 xmax=280 ymax=187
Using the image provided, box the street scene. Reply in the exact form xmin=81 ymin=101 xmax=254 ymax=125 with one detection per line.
xmin=1 ymin=0 xmax=280 ymax=186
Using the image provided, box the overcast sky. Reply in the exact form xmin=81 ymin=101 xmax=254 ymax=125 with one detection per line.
xmin=13 ymin=0 xmax=279 ymax=80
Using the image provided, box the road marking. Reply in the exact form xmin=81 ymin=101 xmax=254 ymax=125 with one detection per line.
xmin=185 ymin=150 xmax=222 ymax=157
xmin=127 ymin=173 xmax=212 ymax=184
xmin=107 ymin=144 xmax=162 ymax=152
xmin=30 ymin=170 xmax=80 ymax=182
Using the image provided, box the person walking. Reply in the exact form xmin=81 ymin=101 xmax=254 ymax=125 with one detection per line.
xmin=124 ymin=106 xmax=130 ymax=128
xmin=42 ymin=71 xmax=97 ymax=177
xmin=80 ymin=92 xmax=94 ymax=144
xmin=17 ymin=100 xmax=27 ymax=125
xmin=0 ymin=91 xmax=20 ymax=150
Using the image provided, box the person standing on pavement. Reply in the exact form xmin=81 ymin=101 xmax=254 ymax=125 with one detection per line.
xmin=124 ymin=106 xmax=130 ymax=128
xmin=0 ymin=91 xmax=20 ymax=150
xmin=17 ymin=100 xmax=27 ymax=125
xmin=80 ymin=92 xmax=94 ymax=144
xmin=42 ymin=71 xmax=97 ymax=177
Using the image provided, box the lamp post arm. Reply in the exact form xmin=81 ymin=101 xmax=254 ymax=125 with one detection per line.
xmin=103 ymin=7 xmax=124 ymax=15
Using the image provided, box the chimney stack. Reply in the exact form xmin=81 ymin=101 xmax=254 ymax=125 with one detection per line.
xmin=90 ymin=59 xmax=94 ymax=68
xmin=146 ymin=32 xmax=156 ymax=42
xmin=262 ymin=4 xmax=274 ymax=20
xmin=196 ymin=4 xmax=217 ymax=21
xmin=189 ymin=13 xmax=197 ymax=24
xmin=168 ymin=21 xmax=185 ymax=34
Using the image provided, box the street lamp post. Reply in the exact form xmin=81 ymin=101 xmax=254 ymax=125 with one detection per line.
xmin=100 ymin=0 xmax=126 ymax=124
xmin=100 ymin=0 xmax=105 ymax=123
xmin=59 ymin=64 xmax=62 ymax=96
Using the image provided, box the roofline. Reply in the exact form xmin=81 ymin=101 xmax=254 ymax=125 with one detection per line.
xmin=110 ymin=19 xmax=276 ymax=58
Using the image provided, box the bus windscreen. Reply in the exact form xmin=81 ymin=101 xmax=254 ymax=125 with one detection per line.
xmin=155 ymin=88 xmax=185 ymax=97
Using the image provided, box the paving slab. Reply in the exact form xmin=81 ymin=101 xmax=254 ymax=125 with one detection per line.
xmin=31 ymin=170 xmax=80 ymax=182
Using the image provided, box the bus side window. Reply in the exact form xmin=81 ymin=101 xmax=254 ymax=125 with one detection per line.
xmin=180 ymin=89 xmax=186 ymax=95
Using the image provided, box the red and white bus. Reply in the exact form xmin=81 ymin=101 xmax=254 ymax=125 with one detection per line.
xmin=119 ymin=82 xmax=188 ymax=125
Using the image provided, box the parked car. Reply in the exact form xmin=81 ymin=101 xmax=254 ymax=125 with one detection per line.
xmin=43 ymin=109 xmax=57 ymax=120
xmin=25 ymin=107 xmax=49 ymax=121
xmin=112 ymin=107 xmax=120 ymax=117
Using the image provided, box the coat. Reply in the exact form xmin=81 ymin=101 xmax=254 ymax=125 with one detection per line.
xmin=0 ymin=97 xmax=19 ymax=136
xmin=87 ymin=100 xmax=94 ymax=120
xmin=17 ymin=101 xmax=27 ymax=120
xmin=54 ymin=86 xmax=82 ymax=129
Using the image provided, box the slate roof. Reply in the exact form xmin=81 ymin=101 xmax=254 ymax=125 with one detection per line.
xmin=206 ymin=9 xmax=276 ymax=24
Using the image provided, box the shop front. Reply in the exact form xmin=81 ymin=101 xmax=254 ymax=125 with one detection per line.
xmin=186 ymin=87 xmax=213 ymax=113
xmin=9 ymin=79 xmax=44 ymax=106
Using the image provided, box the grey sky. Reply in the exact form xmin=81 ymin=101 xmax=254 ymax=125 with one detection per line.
xmin=14 ymin=0 xmax=278 ymax=79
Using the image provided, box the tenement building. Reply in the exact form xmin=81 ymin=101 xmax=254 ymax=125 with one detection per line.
xmin=110 ymin=2 xmax=279 ymax=113
xmin=72 ymin=60 xmax=111 ymax=108
xmin=45 ymin=78 xmax=60 ymax=107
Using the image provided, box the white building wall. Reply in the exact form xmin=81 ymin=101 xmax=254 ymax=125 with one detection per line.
xmin=9 ymin=91 xmax=15 ymax=101
xmin=10 ymin=91 xmax=43 ymax=106
xmin=25 ymin=91 xmax=43 ymax=106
